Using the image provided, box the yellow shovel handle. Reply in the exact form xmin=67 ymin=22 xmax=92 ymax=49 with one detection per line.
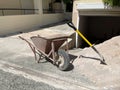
xmin=76 ymin=30 xmax=93 ymax=47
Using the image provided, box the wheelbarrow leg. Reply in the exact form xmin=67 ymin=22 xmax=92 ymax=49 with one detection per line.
xmin=65 ymin=39 xmax=69 ymax=52
xmin=51 ymin=41 xmax=56 ymax=64
xmin=37 ymin=52 xmax=46 ymax=63
xmin=29 ymin=45 xmax=37 ymax=61
xmin=28 ymin=43 xmax=42 ymax=63
xmin=19 ymin=36 xmax=45 ymax=63
xmin=27 ymin=43 xmax=42 ymax=63
xmin=29 ymin=46 xmax=46 ymax=63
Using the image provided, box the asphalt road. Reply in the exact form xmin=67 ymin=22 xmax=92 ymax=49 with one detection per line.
xmin=0 ymin=70 xmax=62 ymax=90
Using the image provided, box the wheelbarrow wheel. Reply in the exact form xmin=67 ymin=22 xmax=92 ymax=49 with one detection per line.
xmin=58 ymin=49 xmax=70 ymax=71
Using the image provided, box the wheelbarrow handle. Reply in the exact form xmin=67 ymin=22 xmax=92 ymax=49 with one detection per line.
xmin=67 ymin=22 xmax=77 ymax=31
xmin=19 ymin=36 xmax=25 ymax=40
xmin=19 ymin=36 xmax=33 ymax=45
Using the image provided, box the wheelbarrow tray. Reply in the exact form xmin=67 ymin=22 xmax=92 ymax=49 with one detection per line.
xmin=31 ymin=34 xmax=68 ymax=55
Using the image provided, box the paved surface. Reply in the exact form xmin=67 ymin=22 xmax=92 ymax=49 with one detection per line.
xmin=0 ymin=23 xmax=120 ymax=90
xmin=0 ymin=70 xmax=62 ymax=90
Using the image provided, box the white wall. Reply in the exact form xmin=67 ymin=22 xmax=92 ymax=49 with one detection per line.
xmin=0 ymin=0 xmax=34 ymax=9
xmin=0 ymin=0 xmax=20 ymax=8
xmin=0 ymin=14 xmax=65 ymax=36
xmin=42 ymin=0 xmax=51 ymax=10
xmin=0 ymin=0 xmax=34 ymax=15
xmin=0 ymin=0 xmax=21 ymax=15
xmin=20 ymin=0 xmax=34 ymax=9
xmin=0 ymin=0 xmax=68 ymax=36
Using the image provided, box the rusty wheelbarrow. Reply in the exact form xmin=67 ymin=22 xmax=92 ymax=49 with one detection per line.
xmin=19 ymin=34 xmax=70 ymax=71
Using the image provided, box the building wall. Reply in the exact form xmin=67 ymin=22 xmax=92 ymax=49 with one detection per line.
xmin=0 ymin=0 xmax=34 ymax=15
xmin=42 ymin=0 xmax=51 ymax=10
xmin=0 ymin=14 xmax=65 ymax=36
xmin=0 ymin=0 xmax=34 ymax=8
xmin=0 ymin=0 xmax=21 ymax=15
xmin=72 ymin=0 xmax=103 ymax=27
xmin=20 ymin=0 xmax=34 ymax=9
xmin=0 ymin=0 xmax=67 ymax=36
xmin=0 ymin=0 xmax=20 ymax=8
xmin=72 ymin=0 xmax=120 ymax=48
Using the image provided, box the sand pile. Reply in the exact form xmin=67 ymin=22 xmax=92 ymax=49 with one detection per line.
xmin=73 ymin=35 xmax=120 ymax=88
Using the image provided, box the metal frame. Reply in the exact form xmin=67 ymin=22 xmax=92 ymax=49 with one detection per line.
xmin=19 ymin=36 xmax=68 ymax=64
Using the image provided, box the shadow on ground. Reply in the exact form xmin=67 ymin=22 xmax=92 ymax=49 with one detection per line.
xmin=64 ymin=54 xmax=78 ymax=71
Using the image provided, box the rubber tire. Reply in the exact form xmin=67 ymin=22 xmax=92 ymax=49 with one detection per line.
xmin=58 ymin=49 xmax=70 ymax=71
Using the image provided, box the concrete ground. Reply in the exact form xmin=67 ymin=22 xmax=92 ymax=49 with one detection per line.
xmin=0 ymin=23 xmax=120 ymax=90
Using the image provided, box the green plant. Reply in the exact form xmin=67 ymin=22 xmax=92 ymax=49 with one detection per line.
xmin=102 ymin=0 xmax=120 ymax=6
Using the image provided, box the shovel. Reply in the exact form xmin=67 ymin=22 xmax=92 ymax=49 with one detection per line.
xmin=67 ymin=22 xmax=107 ymax=65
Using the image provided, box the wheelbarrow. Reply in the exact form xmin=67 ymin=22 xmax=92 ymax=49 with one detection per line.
xmin=19 ymin=34 xmax=70 ymax=71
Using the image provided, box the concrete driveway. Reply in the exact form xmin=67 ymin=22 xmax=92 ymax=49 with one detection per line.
xmin=0 ymin=23 xmax=120 ymax=90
